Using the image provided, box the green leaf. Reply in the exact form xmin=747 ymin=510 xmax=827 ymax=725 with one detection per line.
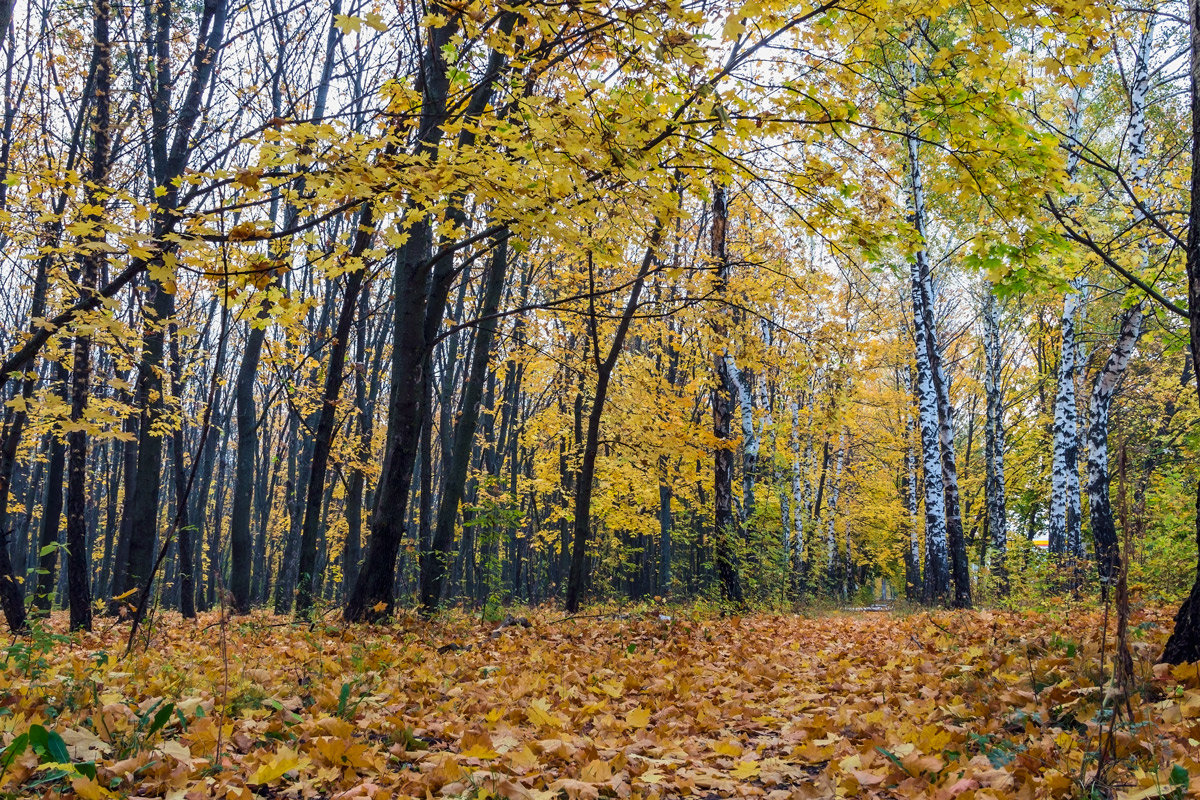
xmin=875 ymin=745 xmax=914 ymax=777
xmin=0 ymin=732 xmax=28 ymax=769
xmin=147 ymin=702 xmax=175 ymax=738
xmin=45 ymin=730 xmax=70 ymax=764
xmin=28 ymin=724 xmax=49 ymax=758
xmin=1170 ymin=764 xmax=1189 ymax=787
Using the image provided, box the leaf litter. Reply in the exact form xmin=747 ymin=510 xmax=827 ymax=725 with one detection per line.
xmin=2 ymin=607 xmax=1198 ymax=799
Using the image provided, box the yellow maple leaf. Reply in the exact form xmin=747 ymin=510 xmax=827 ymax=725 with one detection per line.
xmin=526 ymin=697 xmax=561 ymax=728
xmin=249 ymin=746 xmax=309 ymax=785
xmin=71 ymin=778 xmax=115 ymax=800
xmin=461 ymin=743 xmax=499 ymax=759
xmin=581 ymin=758 xmax=613 ymax=783
xmin=730 ymin=760 xmax=759 ymax=779
xmin=333 ymin=14 xmax=362 ymax=33
xmin=626 ymin=706 xmax=651 ymax=728
xmin=713 ymin=740 xmax=742 ymax=757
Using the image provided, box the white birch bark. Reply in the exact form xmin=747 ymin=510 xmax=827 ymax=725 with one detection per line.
xmin=902 ymin=44 xmax=952 ymax=602
xmin=982 ymin=285 xmax=1008 ymax=578
xmin=825 ymin=428 xmax=845 ymax=590
xmin=789 ymin=397 xmax=804 ymax=566
xmin=1090 ymin=20 xmax=1153 ymax=583
xmin=907 ymin=407 xmax=921 ymax=595
xmin=1049 ymin=283 xmax=1082 ymax=555
xmin=1049 ymin=83 xmax=1088 ymax=557
xmin=725 ymin=354 xmax=759 ymax=525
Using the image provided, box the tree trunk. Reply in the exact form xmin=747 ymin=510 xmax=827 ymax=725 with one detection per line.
xmin=1162 ymin=0 xmax=1200 ymax=663
xmin=1048 ymin=282 xmax=1083 ymax=558
xmin=708 ymin=186 xmax=745 ymax=606
xmin=296 ymin=231 xmax=370 ymax=617
xmin=982 ymin=286 xmax=1008 ymax=592
xmin=421 ymin=234 xmax=510 ymax=613
xmin=1089 ymin=305 xmax=1144 ymax=590
xmin=34 ymin=375 xmax=67 ymax=612
xmin=565 ymin=231 xmax=663 ymax=613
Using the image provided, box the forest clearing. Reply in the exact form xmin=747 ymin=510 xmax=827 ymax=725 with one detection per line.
xmin=2 ymin=605 xmax=1199 ymax=800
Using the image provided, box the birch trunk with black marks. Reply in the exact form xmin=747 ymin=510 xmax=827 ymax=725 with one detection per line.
xmin=1048 ymin=284 xmax=1083 ymax=557
xmin=982 ymin=286 xmax=1008 ymax=590
xmin=725 ymin=356 xmax=759 ymax=525
xmin=708 ymin=186 xmax=745 ymax=606
xmin=1089 ymin=306 xmax=1144 ymax=588
xmin=824 ymin=430 xmax=845 ymax=594
xmin=1047 ymin=84 xmax=1088 ymax=559
xmin=1090 ymin=21 xmax=1154 ymax=590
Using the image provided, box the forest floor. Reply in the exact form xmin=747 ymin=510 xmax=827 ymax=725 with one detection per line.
xmin=2 ymin=604 xmax=1199 ymax=800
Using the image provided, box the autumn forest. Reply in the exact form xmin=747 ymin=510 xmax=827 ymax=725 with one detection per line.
xmin=3 ymin=0 xmax=1200 ymax=796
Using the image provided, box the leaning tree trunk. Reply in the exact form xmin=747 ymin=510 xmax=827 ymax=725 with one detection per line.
xmin=1089 ymin=305 xmax=1144 ymax=591
xmin=1092 ymin=22 xmax=1153 ymax=595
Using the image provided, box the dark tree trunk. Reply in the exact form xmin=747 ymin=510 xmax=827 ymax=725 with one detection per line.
xmin=1162 ymin=0 xmax=1200 ymax=664
xmin=230 ymin=319 xmax=267 ymax=613
xmin=296 ymin=228 xmax=369 ymax=617
xmin=63 ymin=0 xmax=110 ymax=630
xmin=421 ymin=235 xmax=510 ymax=614
xmin=343 ymin=296 xmax=372 ymax=598
xmin=565 ymin=231 xmax=663 ymax=614
xmin=709 ymin=187 xmax=744 ymax=605
xmin=169 ymin=324 xmax=194 ymax=619
xmin=34 ymin=378 xmax=67 ymax=612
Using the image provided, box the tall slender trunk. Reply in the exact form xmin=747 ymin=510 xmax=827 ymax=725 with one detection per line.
xmin=1048 ymin=282 xmax=1083 ymax=557
xmin=725 ymin=356 xmax=758 ymax=524
xmin=982 ymin=287 xmax=1008 ymax=591
xmin=347 ymin=7 xmax=518 ymax=621
xmin=904 ymin=403 xmax=921 ymax=600
xmin=788 ymin=398 xmax=806 ymax=589
xmin=1161 ymin=0 xmax=1200 ymax=663
xmin=343 ymin=293 xmax=373 ymax=598
xmin=708 ymin=186 xmax=745 ymax=606
xmin=565 ymin=230 xmax=664 ymax=614
xmin=168 ymin=324 xmax=194 ymax=618
xmin=421 ymin=235 xmax=510 ymax=613
xmin=1090 ymin=24 xmax=1153 ymax=593
xmin=62 ymin=0 xmax=111 ymax=630
xmin=1089 ymin=306 xmax=1144 ymax=589
xmin=824 ymin=430 xmax=846 ymax=595
xmin=904 ymin=44 xmax=969 ymax=607
xmin=296 ymin=228 xmax=370 ymax=617
xmin=121 ymin=0 xmax=229 ymax=613
xmin=34 ymin=368 xmax=68 ymax=612
xmin=901 ymin=52 xmax=951 ymax=606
